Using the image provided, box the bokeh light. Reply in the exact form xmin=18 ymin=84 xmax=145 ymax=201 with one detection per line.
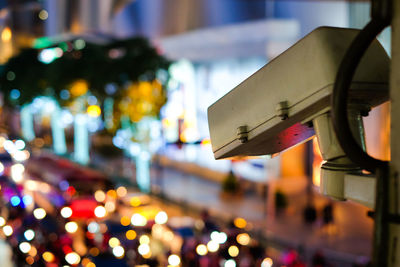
xmin=87 ymin=105 xmax=101 ymax=118
xmin=94 ymin=206 xmax=106 ymax=218
xmin=225 ymin=259 xmax=236 ymax=267
xmin=234 ymin=217 xmax=247 ymax=229
xmin=120 ymin=216 xmax=131 ymax=226
xmin=24 ymin=229 xmax=35 ymax=241
xmin=88 ymin=222 xmax=99 ymax=233
xmin=3 ymin=225 xmax=13 ymax=236
xmin=131 ymin=213 xmax=147 ymax=226
xmin=10 ymin=196 xmax=21 ymax=206
xmin=89 ymin=247 xmax=100 ymax=257
xmin=138 ymin=244 xmax=150 ymax=255
xmin=116 ymin=186 xmax=127 ymax=197
xmin=236 ymin=233 xmax=250 ymax=246
xmin=38 ymin=9 xmax=49 ymax=20
xmin=11 ymin=163 xmax=25 ymax=183
xmin=105 ymin=201 xmax=116 ymax=212
xmin=28 ymin=246 xmax=37 ymax=257
xmin=196 ymin=244 xmax=208 ymax=256
xmin=26 ymin=256 xmax=34 ymax=265
xmin=65 ymin=222 xmax=78 ymax=233
xmin=261 ymin=257 xmax=273 ymax=267
xmin=61 ymin=207 xmax=73 ymax=218
xmin=1 ymin=27 xmax=11 ymax=42
xmin=139 ymin=235 xmax=150 ymax=244
xmin=94 ymin=190 xmax=106 ymax=202
xmin=33 ymin=208 xmax=46 ymax=220
xmin=22 ymin=195 xmax=33 ymax=206
xmin=155 ymin=211 xmax=168 ymax=224
xmin=113 ymin=246 xmax=125 ymax=258
xmin=108 ymin=237 xmax=120 ymax=248
xmin=19 ymin=242 xmax=31 ymax=253
xmin=42 ymin=252 xmax=55 ymax=262
xmin=228 ymin=245 xmax=239 ymax=257
xmin=65 ymin=252 xmax=81 ymax=265
xmin=126 ymin=230 xmax=137 ymax=240
xmin=15 ymin=140 xmax=25 ymax=150
xmin=168 ymin=254 xmax=181 ymax=266
xmin=207 ymin=240 xmax=219 ymax=253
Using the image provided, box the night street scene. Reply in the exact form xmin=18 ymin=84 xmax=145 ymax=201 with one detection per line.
xmin=0 ymin=0 xmax=398 ymax=267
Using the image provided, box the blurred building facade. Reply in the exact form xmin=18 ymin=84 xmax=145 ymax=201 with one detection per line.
xmin=0 ymin=0 xmax=391 ymax=183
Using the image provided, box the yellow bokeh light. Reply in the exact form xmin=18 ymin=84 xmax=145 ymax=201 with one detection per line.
xmin=106 ymin=190 xmax=117 ymax=199
xmin=234 ymin=217 xmax=247 ymax=229
xmin=120 ymin=216 xmax=131 ymax=226
xmin=94 ymin=190 xmax=106 ymax=202
xmin=87 ymin=262 xmax=96 ymax=267
xmin=116 ymin=186 xmax=127 ymax=197
xmin=38 ymin=10 xmax=49 ymax=20
xmin=196 ymin=244 xmax=208 ymax=256
xmin=2 ymin=27 xmax=12 ymax=42
xmin=70 ymin=80 xmax=88 ymax=97
xmin=108 ymin=237 xmax=120 ymax=248
xmin=87 ymin=105 xmax=101 ymax=118
xmin=43 ymin=252 xmax=55 ymax=263
xmin=207 ymin=240 xmax=219 ymax=253
xmin=139 ymin=235 xmax=150 ymax=244
xmin=126 ymin=230 xmax=137 ymax=240
xmin=105 ymin=201 xmax=116 ymax=212
xmin=236 ymin=233 xmax=250 ymax=246
xmin=228 ymin=245 xmax=239 ymax=257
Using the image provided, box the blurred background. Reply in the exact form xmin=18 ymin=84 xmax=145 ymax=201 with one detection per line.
xmin=0 ymin=0 xmax=392 ymax=266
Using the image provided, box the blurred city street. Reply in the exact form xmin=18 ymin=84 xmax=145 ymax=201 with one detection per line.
xmin=0 ymin=0 xmax=395 ymax=266
xmin=93 ymin=151 xmax=373 ymax=266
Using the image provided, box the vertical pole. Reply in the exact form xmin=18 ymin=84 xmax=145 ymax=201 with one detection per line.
xmin=136 ymin=150 xmax=151 ymax=193
xmin=389 ymin=1 xmax=400 ymax=265
xmin=51 ymin=106 xmax=67 ymax=155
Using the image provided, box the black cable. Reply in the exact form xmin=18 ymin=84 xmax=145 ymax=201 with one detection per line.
xmin=331 ymin=18 xmax=390 ymax=267
xmin=331 ymin=19 xmax=389 ymax=174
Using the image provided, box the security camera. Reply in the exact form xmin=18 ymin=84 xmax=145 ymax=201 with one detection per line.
xmin=207 ymin=26 xmax=389 ymax=206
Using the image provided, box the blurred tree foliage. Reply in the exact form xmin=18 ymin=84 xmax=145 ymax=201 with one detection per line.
xmin=0 ymin=37 xmax=171 ymax=109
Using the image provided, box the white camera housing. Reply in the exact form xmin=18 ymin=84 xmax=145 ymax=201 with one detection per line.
xmin=208 ymin=26 xmax=390 ymax=205
xmin=208 ymin=26 xmax=389 ymax=159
